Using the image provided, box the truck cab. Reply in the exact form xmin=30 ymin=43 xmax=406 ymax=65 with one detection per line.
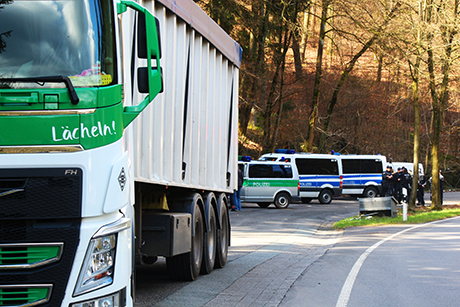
xmin=0 ymin=0 xmax=240 ymax=306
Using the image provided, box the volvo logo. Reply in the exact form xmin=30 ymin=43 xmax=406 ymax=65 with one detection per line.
xmin=118 ymin=167 xmax=126 ymax=191
xmin=65 ymin=169 xmax=79 ymax=175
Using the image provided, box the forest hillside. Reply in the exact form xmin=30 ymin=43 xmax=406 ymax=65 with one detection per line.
xmin=196 ymin=0 xmax=460 ymax=189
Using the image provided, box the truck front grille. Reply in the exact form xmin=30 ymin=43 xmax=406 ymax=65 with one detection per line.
xmin=0 ymin=244 xmax=63 ymax=269
xmin=0 ymin=168 xmax=81 ymax=220
xmin=0 ymin=168 xmax=82 ymax=306
xmin=0 ymin=284 xmax=52 ymax=307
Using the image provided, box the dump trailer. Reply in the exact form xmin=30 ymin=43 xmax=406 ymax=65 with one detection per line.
xmin=0 ymin=0 xmax=241 ymax=306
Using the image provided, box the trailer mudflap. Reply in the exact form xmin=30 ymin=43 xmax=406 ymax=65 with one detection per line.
xmin=141 ymin=212 xmax=191 ymax=257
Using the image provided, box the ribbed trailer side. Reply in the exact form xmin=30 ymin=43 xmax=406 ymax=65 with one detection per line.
xmin=126 ymin=0 xmax=240 ymax=193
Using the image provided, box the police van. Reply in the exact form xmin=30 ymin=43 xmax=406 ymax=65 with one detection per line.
xmin=238 ymin=159 xmax=300 ymax=209
xmin=259 ymin=150 xmax=342 ymax=204
xmin=339 ymin=154 xmax=387 ymax=197
xmin=391 ymin=162 xmax=424 ymax=176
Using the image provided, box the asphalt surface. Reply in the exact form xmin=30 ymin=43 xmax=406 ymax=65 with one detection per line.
xmin=282 ymin=215 xmax=460 ymax=307
xmin=135 ymin=192 xmax=460 ymax=307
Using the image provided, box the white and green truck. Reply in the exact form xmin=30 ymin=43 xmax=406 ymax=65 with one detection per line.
xmin=0 ymin=0 xmax=241 ymax=306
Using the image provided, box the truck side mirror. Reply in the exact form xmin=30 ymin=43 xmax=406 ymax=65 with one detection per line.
xmin=118 ymin=0 xmax=163 ymax=127
xmin=137 ymin=13 xmax=163 ymax=94
xmin=138 ymin=14 xmax=162 ymax=60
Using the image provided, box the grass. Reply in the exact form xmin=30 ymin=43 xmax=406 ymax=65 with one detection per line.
xmin=333 ymin=206 xmax=460 ymax=229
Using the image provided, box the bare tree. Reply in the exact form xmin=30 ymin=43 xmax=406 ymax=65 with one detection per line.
xmin=425 ymin=0 xmax=459 ymax=209
xmin=305 ymin=0 xmax=331 ymax=152
xmin=317 ymin=0 xmax=402 ymax=151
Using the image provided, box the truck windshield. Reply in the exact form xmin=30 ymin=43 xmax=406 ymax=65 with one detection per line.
xmin=0 ymin=0 xmax=117 ymax=88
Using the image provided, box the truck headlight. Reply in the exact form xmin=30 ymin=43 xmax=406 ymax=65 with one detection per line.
xmin=74 ymin=234 xmax=117 ymax=296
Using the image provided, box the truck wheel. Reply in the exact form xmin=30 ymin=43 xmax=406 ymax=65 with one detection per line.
xmin=363 ymin=187 xmax=378 ymax=198
xmin=274 ymin=192 xmax=290 ymax=209
xmin=257 ymin=203 xmax=270 ymax=208
xmin=319 ymin=190 xmax=333 ymax=204
xmin=167 ymin=201 xmax=204 ymax=281
xmin=201 ymin=205 xmax=217 ymax=274
xmin=215 ymin=195 xmax=229 ymax=269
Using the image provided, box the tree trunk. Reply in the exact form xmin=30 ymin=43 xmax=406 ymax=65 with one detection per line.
xmin=271 ymin=30 xmax=291 ymax=151
xmin=300 ymin=5 xmax=311 ymax=61
xmin=426 ymin=0 xmax=456 ymax=209
xmin=292 ymin=34 xmax=303 ymax=79
xmin=376 ymin=51 xmax=383 ymax=82
xmin=408 ymin=56 xmax=421 ymax=211
xmin=305 ymin=0 xmax=330 ymax=152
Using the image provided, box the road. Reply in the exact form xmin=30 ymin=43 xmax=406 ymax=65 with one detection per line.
xmin=135 ymin=192 xmax=460 ymax=307
xmin=282 ymin=210 xmax=460 ymax=307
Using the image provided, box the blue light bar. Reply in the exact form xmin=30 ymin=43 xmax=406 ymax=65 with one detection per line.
xmin=275 ymin=149 xmax=295 ymax=154
xmin=242 ymin=156 xmax=251 ymax=162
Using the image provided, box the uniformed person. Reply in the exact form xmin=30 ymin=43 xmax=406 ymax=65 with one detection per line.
xmin=401 ymin=167 xmax=412 ymax=202
xmin=393 ymin=167 xmax=403 ymax=203
xmin=382 ymin=165 xmax=394 ymax=196
xmin=417 ymin=174 xmax=426 ymax=206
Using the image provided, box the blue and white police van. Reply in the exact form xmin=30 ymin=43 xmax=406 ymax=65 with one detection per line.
xmin=339 ymin=154 xmax=387 ymax=197
xmin=259 ymin=150 xmax=342 ymax=204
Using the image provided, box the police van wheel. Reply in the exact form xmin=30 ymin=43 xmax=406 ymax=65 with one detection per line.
xmin=319 ymin=190 xmax=332 ymax=204
xmin=274 ymin=193 xmax=290 ymax=209
xmin=257 ymin=203 xmax=270 ymax=208
xmin=363 ymin=187 xmax=378 ymax=198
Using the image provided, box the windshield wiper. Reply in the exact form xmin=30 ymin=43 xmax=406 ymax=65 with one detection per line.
xmin=0 ymin=76 xmax=79 ymax=105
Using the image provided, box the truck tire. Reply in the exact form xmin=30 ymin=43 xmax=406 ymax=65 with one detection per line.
xmin=201 ymin=200 xmax=217 ymax=275
xmin=319 ymin=189 xmax=333 ymax=204
xmin=167 ymin=200 xmax=204 ymax=281
xmin=363 ymin=186 xmax=378 ymax=198
xmin=215 ymin=194 xmax=229 ymax=269
xmin=257 ymin=203 xmax=270 ymax=208
xmin=274 ymin=192 xmax=290 ymax=209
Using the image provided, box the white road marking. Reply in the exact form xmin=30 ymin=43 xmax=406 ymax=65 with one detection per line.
xmin=335 ymin=215 xmax=460 ymax=307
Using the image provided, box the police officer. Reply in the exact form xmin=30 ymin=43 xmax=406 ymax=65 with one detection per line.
xmin=382 ymin=165 xmax=394 ymax=196
xmin=417 ymin=174 xmax=426 ymax=206
xmin=401 ymin=167 xmax=412 ymax=203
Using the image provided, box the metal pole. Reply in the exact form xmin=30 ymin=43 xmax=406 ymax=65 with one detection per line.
xmin=403 ymin=202 xmax=407 ymax=221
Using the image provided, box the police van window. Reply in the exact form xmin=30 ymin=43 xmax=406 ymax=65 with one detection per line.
xmin=361 ymin=159 xmax=383 ymax=173
xmin=238 ymin=164 xmax=245 ymax=173
xmin=296 ymin=158 xmax=338 ymax=175
xmin=272 ymin=165 xmax=293 ymax=178
xmin=342 ymin=159 xmax=360 ymax=174
xmin=248 ymin=164 xmax=293 ymax=178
